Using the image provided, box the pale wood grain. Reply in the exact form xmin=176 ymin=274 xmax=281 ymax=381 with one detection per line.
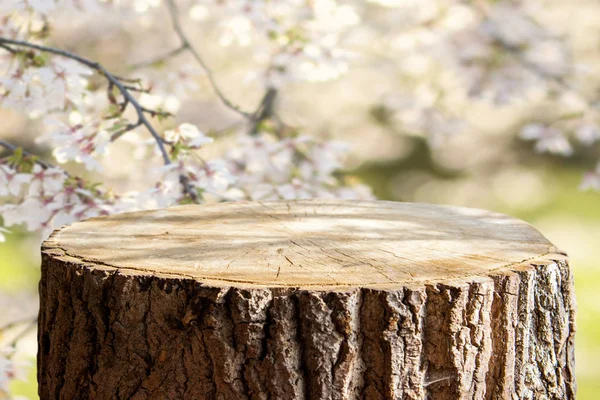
xmin=43 ymin=199 xmax=557 ymax=289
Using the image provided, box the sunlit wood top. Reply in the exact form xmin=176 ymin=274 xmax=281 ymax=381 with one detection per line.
xmin=43 ymin=200 xmax=557 ymax=289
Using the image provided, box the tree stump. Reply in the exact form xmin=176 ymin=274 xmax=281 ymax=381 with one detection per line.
xmin=38 ymin=200 xmax=576 ymax=400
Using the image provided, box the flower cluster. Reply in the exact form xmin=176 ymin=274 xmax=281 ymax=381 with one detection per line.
xmin=1 ymin=55 xmax=92 ymax=118
xmin=195 ymin=0 xmax=360 ymax=87
xmin=138 ymin=123 xmax=373 ymax=208
xmin=225 ymin=132 xmax=372 ymax=200
xmin=357 ymin=1 xmax=598 ymax=180
xmin=0 ymin=159 xmax=119 ymax=240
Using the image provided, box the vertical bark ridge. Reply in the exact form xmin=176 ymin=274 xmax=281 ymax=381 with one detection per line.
xmin=512 ymin=257 xmax=577 ymax=400
xmin=400 ymin=288 xmax=427 ymax=400
xmin=422 ymin=283 xmax=460 ymax=399
xmin=380 ymin=288 xmax=427 ymax=400
xmin=422 ymin=279 xmax=495 ymax=400
xmin=267 ymin=292 xmax=305 ymax=399
xmin=328 ymin=291 xmax=360 ymax=400
xmin=296 ymin=291 xmax=350 ymax=399
xmin=485 ymin=273 xmax=520 ymax=400
xmin=229 ymin=288 xmax=273 ymax=400
xmin=463 ymin=280 xmax=494 ymax=399
xmin=358 ymin=289 xmax=387 ymax=399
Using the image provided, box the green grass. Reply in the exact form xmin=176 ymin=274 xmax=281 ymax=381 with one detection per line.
xmin=0 ymin=233 xmax=39 ymax=293
xmin=10 ymin=360 xmax=37 ymax=399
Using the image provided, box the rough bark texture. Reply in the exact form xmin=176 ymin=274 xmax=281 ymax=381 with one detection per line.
xmin=38 ymin=200 xmax=577 ymax=399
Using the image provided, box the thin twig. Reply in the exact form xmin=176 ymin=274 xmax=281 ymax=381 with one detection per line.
xmin=0 ymin=140 xmax=56 ymax=170
xmin=121 ymin=84 xmax=151 ymax=93
xmin=140 ymin=106 xmax=173 ymax=119
xmin=129 ymin=45 xmax=187 ymax=70
xmin=0 ymin=317 xmax=37 ymax=334
xmin=0 ymin=43 xmax=16 ymax=54
xmin=110 ymin=121 xmax=144 ymax=142
xmin=112 ymin=75 xmax=142 ymax=84
xmin=6 ymin=320 xmax=37 ymax=348
xmin=136 ymin=0 xmax=286 ymax=133
xmin=164 ymin=0 xmax=253 ymax=118
xmin=8 ymin=319 xmax=37 ymax=347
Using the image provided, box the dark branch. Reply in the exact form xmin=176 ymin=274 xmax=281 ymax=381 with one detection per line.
xmin=164 ymin=0 xmax=253 ymax=119
xmin=179 ymin=174 xmax=199 ymax=202
xmin=112 ymin=75 xmax=142 ymax=84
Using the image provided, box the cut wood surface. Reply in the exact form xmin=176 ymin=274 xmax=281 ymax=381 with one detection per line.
xmin=39 ymin=200 xmax=576 ymax=399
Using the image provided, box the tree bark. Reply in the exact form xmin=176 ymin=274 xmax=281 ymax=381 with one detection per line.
xmin=38 ymin=200 xmax=576 ymax=399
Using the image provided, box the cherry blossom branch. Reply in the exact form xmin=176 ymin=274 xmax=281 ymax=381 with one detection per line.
xmin=121 ymin=84 xmax=151 ymax=93
xmin=164 ymin=0 xmax=253 ymax=119
xmin=0 ymin=37 xmax=200 ymax=201
xmin=0 ymin=37 xmax=172 ymax=166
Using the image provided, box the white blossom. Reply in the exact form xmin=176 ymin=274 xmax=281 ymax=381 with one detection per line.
xmin=277 ymin=179 xmax=313 ymax=199
xmin=27 ymin=165 xmax=67 ymax=197
xmin=41 ymin=118 xmax=109 ymax=171
xmin=0 ymin=57 xmax=92 ymax=117
xmin=0 ymin=165 xmax=31 ymax=196
xmin=164 ymin=123 xmax=213 ymax=148
xmin=192 ymin=159 xmax=236 ymax=193
xmin=520 ymin=123 xmax=573 ymax=156
xmin=576 ymin=122 xmax=600 ymax=145
xmin=580 ymin=163 xmax=600 ymax=191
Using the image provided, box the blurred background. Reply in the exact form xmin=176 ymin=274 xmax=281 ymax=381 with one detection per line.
xmin=2 ymin=0 xmax=600 ymax=398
